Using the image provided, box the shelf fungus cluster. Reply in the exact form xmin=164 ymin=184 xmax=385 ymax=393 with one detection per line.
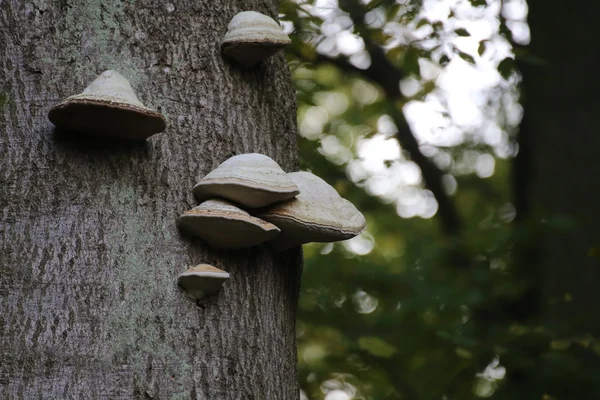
xmin=178 ymin=152 xmax=366 ymax=251
xmin=221 ymin=11 xmax=291 ymax=68
xmin=48 ymin=70 xmax=167 ymax=140
xmin=177 ymin=153 xmax=366 ymax=299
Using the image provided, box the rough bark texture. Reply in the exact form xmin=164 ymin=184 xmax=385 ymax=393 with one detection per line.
xmin=0 ymin=1 xmax=302 ymax=399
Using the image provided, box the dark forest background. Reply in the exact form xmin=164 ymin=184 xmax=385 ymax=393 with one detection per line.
xmin=283 ymin=0 xmax=600 ymax=398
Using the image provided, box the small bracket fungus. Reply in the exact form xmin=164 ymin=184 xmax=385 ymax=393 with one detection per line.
xmin=179 ymin=199 xmax=281 ymax=249
xmin=259 ymin=171 xmax=367 ymax=251
xmin=48 ymin=70 xmax=167 ymax=140
xmin=221 ymin=11 xmax=291 ymax=68
xmin=178 ymin=264 xmax=230 ymax=300
xmin=193 ymin=153 xmax=300 ymax=208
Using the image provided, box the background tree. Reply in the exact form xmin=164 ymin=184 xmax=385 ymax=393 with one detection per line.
xmin=282 ymin=0 xmax=600 ymax=398
xmin=510 ymin=1 xmax=600 ymax=398
xmin=0 ymin=1 xmax=302 ymax=398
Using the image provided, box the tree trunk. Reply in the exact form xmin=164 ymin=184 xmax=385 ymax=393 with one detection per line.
xmin=0 ymin=1 xmax=302 ymax=399
xmin=519 ymin=0 xmax=600 ymax=337
xmin=512 ymin=1 xmax=600 ymax=397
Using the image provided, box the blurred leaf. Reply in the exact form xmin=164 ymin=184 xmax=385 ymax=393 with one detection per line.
xmin=550 ymin=339 xmax=572 ymax=351
xmin=454 ymin=28 xmax=470 ymax=37
xmin=371 ymin=30 xmax=394 ymax=46
xmin=432 ymin=20 xmax=444 ymax=31
xmin=469 ymin=0 xmax=487 ymax=6
xmin=358 ymin=336 xmax=398 ymax=358
xmin=478 ymin=40 xmax=488 ymax=56
xmin=387 ymin=46 xmax=407 ymax=64
xmin=499 ymin=20 xmax=512 ymax=40
xmin=416 ymin=18 xmax=430 ymax=29
xmin=404 ymin=47 xmax=421 ymax=77
xmin=399 ymin=7 xmax=418 ymax=24
xmin=514 ymin=47 xmax=549 ymax=66
xmin=455 ymin=348 xmax=474 ymax=359
xmin=458 ymin=51 xmax=475 ymax=64
xmin=497 ymin=57 xmax=516 ymax=79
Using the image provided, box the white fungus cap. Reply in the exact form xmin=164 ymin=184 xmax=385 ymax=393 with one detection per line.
xmin=178 ymin=264 xmax=230 ymax=300
xmin=221 ymin=11 xmax=291 ymax=67
xmin=259 ymin=171 xmax=367 ymax=251
xmin=193 ymin=153 xmax=300 ymax=208
xmin=179 ymin=198 xmax=281 ymax=249
xmin=48 ymin=70 xmax=166 ymax=140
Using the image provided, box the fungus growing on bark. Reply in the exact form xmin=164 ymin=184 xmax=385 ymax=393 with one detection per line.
xmin=179 ymin=199 xmax=281 ymax=249
xmin=178 ymin=264 xmax=230 ymax=300
xmin=259 ymin=171 xmax=367 ymax=251
xmin=193 ymin=153 xmax=299 ymax=208
xmin=48 ymin=70 xmax=167 ymax=140
xmin=221 ymin=11 xmax=291 ymax=68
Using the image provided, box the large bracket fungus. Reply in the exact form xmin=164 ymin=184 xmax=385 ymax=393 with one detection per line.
xmin=178 ymin=264 xmax=230 ymax=300
xmin=221 ymin=11 xmax=291 ymax=68
xmin=259 ymin=171 xmax=367 ymax=251
xmin=48 ymin=70 xmax=167 ymax=140
xmin=193 ymin=153 xmax=300 ymax=208
xmin=179 ymin=199 xmax=281 ymax=249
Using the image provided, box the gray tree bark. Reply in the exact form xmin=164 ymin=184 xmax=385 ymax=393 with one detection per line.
xmin=0 ymin=1 xmax=302 ymax=399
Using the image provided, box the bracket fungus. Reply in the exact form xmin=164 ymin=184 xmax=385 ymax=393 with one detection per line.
xmin=193 ymin=153 xmax=300 ymax=208
xmin=221 ymin=11 xmax=291 ymax=68
xmin=179 ymin=199 xmax=280 ymax=249
xmin=259 ymin=171 xmax=367 ymax=251
xmin=48 ymin=70 xmax=167 ymax=140
xmin=178 ymin=264 xmax=230 ymax=300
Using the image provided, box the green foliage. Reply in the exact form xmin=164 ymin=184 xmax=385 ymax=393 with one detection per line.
xmin=497 ymin=57 xmax=516 ymax=80
xmin=280 ymin=0 xmax=600 ymax=399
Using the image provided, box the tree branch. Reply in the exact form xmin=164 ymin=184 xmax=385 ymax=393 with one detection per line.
xmin=292 ymin=0 xmax=464 ymax=238
xmin=389 ymin=108 xmax=462 ymax=237
xmin=297 ymin=50 xmax=462 ymax=237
